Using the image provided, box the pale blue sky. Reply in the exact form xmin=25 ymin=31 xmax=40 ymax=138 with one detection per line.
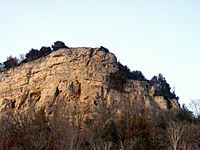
xmin=0 ymin=0 xmax=200 ymax=105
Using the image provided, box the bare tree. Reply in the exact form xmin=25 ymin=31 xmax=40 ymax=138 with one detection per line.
xmin=189 ymin=99 xmax=200 ymax=117
xmin=152 ymin=109 xmax=200 ymax=150
xmin=0 ymin=109 xmax=51 ymax=150
xmin=180 ymin=124 xmax=200 ymax=150
xmin=166 ymin=121 xmax=185 ymax=150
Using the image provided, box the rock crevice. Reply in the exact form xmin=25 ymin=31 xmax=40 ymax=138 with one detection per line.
xmin=0 ymin=47 xmax=179 ymax=114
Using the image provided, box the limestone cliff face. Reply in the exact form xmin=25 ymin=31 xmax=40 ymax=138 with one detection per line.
xmin=0 ymin=48 xmax=179 ymax=115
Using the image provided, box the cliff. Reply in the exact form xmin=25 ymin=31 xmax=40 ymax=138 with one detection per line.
xmin=0 ymin=47 xmax=179 ymax=115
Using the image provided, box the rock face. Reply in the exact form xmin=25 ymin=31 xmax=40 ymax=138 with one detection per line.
xmin=0 ymin=48 xmax=179 ymax=115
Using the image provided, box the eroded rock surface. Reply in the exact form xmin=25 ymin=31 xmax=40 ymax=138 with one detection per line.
xmin=0 ymin=48 xmax=180 ymax=115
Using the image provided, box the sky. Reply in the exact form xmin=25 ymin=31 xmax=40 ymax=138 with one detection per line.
xmin=0 ymin=0 xmax=200 ymax=106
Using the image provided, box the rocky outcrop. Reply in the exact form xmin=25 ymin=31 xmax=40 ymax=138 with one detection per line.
xmin=0 ymin=47 xmax=180 ymax=115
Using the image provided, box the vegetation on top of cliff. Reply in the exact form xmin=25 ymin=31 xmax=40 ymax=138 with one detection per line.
xmin=107 ymin=62 xmax=147 ymax=92
xmin=108 ymin=62 xmax=178 ymax=101
xmin=2 ymin=56 xmax=19 ymax=69
xmin=0 ymin=41 xmax=68 ymax=70
xmin=150 ymin=74 xmax=179 ymax=100
xmin=118 ymin=62 xmax=146 ymax=81
xmin=0 ymin=41 xmax=178 ymax=101
xmin=52 ymin=41 xmax=69 ymax=51
xmin=99 ymin=46 xmax=110 ymax=53
xmin=0 ymin=41 xmax=109 ymax=71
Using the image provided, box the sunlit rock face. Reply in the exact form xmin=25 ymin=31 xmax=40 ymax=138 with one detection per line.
xmin=0 ymin=48 xmax=180 ymax=115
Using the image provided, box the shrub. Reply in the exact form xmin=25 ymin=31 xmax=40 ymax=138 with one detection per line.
xmin=99 ymin=46 xmax=109 ymax=53
xmin=102 ymin=121 xmax=120 ymax=144
xmin=128 ymin=70 xmax=146 ymax=81
xmin=3 ymin=56 xmax=19 ymax=69
xmin=25 ymin=49 xmax=40 ymax=62
xmin=118 ymin=62 xmax=146 ymax=81
xmin=39 ymin=46 xmax=52 ymax=57
xmin=22 ymin=47 xmax=52 ymax=63
xmin=176 ymin=104 xmax=194 ymax=123
xmin=52 ymin=41 xmax=68 ymax=51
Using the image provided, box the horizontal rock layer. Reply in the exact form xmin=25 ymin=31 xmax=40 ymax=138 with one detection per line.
xmin=0 ymin=48 xmax=179 ymax=115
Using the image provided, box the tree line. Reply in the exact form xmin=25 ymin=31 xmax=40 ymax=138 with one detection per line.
xmin=110 ymin=62 xmax=179 ymax=101
xmin=0 ymin=41 xmax=68 ymax=70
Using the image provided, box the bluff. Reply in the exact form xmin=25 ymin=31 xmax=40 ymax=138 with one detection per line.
xmin=0 ymin=47 xmax=179 ymax=115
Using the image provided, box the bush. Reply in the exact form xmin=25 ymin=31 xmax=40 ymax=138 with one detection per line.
xmin=99 ymin=46 xmax=109 ymax=53
xmin=118 ymin=62 xmax=146 ymax=80
xmin=39 ymin=46 xmax=52 ymax=57
xmin=176 ymin=104 xmax=194 ymax=123
xmin=52 ymin=41 xmax=68 ymax=51
xmin=3 ymin=56 xmax=19 ymax=69
xmin=22 ymin=47 xmax=52 ymax=63
xmin=128 ymin=70 xmax=146 ymax=81
xmin=102 ymin=121 xmax=120 ymax=144
xmin=25 ymin=49 xmax=40 ymax=62
xmin=0 ymin=41 xmax=67 ymax=71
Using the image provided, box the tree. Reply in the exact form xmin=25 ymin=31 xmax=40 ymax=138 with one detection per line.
xmin=0 ymin=109 xmax=51 ymax=150
xmin=166 ymin=121 xmax=185 ymax=150
xmin=189 ymin=99 xmax=200 ymax=117
xmin=150 ymin=74 xmax=178 ymax=100
xmin=3 ymin=56 xmax=19 ymax=69
xmin=19 ymin=54 xmax=25 ymax=63
xmin=52 ymin=41 xmax=68 ymax=51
